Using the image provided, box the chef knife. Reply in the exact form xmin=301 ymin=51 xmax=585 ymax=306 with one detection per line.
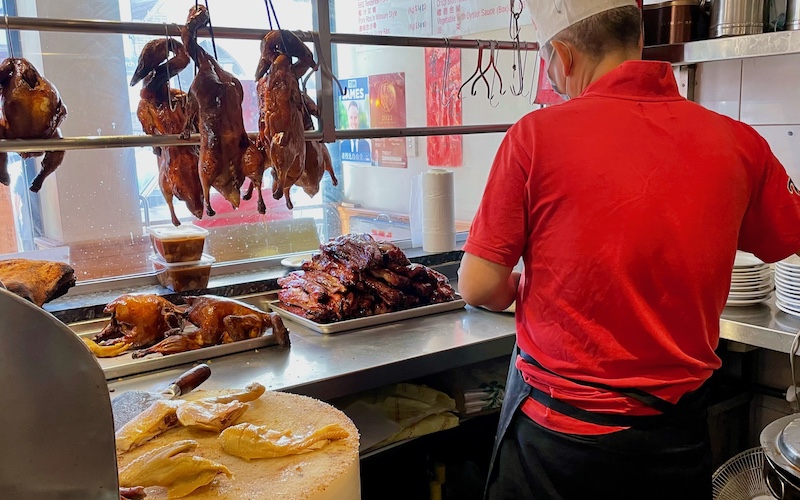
xmin=111 ymin=363 xmax=211 ymax=431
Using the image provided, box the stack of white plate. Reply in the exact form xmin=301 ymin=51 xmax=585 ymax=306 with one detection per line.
xmin=728 ymin=251 xmax=773 ymax=307
xmin=775 ymin=255 xmax=800 ymax=317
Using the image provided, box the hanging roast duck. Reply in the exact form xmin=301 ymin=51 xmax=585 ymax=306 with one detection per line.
xmin=131 ymin=38 xmax=204 ymax=226
xmin=180 ymin=5 xmax=248 ymax=217
xmin=0 ymin=58 xmax=67 ymax=192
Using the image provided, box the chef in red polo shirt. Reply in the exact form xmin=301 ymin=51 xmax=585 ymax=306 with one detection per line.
xmin=458 ymin=1 xmax=800 ymax=499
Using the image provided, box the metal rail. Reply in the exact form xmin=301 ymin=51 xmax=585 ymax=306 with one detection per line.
xmin=3 ymin=15 xmax=538 ymax=51
xmin=0 ymin=125 xmax=511 ymax=153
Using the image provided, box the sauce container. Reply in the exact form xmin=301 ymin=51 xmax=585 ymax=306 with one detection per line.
xmin=149 ymin=254 xmax=215 ymax=292
xmin=146 ymin=224 xmax=209 ymax=263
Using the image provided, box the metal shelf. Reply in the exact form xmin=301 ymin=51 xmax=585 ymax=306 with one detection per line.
xmin=644 ymin=30 xmax=800 ymax=66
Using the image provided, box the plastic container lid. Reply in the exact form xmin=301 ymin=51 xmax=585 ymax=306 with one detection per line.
xmin=146 ymin=224 xmax=209 ymax=241
xmin=148 ymin=253 xmax=216 ymax=269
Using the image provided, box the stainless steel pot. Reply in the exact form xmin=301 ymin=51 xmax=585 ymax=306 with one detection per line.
xmin=710 ymin=0 xmax=765 ymax=37
xmin=761 ymin=414 xmax=800 ymax=499
xmin=788 ymin=0 xmax=800 ymax=30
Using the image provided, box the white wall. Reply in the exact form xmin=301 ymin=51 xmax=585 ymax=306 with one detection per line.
xmin=336 ymin=24 xmax=540 ymax=222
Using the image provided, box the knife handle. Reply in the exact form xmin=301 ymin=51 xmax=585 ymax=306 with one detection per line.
xmin=170 ymin=363 xmax=211 ymax=397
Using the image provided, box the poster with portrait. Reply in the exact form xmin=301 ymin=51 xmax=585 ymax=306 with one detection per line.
xmin=336 ymin=77 xmax=372 ymax=164
xmin=369 ymin=72 xmax=407 ymax=169
xmin=424 ymin=47 xmax=463 ymax=167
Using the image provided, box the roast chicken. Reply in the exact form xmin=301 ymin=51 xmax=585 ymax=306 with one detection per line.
xmin=133 ymin=295 xmax=289 ymax=358
xmin=0 ymin=58 xmax=67 ymax=192
xmin=0 ymin=258 xmax=75 ymax=307
xmin=181 ymin=5 xmax=248 ymax=217
xmin=93 ymin=294 xmax=183 ymax=351
xmin=131 ymin=38 xmax=204 ymax=226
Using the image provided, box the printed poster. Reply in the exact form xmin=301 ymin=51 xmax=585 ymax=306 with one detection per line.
xmin=424 ymin=47 xmax=462 ymax=167
xmin=336 ymin=77 xmax=372 ymax=164
xmin=358 ymin=0 xmax=432 ymax=36
xmin=433 ymin=0 xmax=530 ymax=37
xmin=369 ymin=73 xmax=407 ymax=169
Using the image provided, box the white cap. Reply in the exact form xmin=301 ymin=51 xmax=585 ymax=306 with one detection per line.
xmin=527 ymin=0 xmax=638 ymax=46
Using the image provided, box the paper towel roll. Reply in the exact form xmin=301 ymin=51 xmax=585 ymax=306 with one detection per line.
xmin=422 ymin=169 xmax=456 ymax=252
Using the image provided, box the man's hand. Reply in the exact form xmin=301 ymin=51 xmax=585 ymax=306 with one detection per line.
xmin=458 ymin=253 xmax=519 ymax=311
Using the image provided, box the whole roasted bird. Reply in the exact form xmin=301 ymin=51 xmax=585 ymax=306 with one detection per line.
xmin=0 ymin=58 xmax=67 ymax=192
xmin=181 ymin=5 xmax=248 ymax=216
xmin=92 ymin=294 xmax=183 ymax=350
xmin=134 ymin=295 xmax=290 ymax=358
xmin=131 ymin=38 xmax=204 ymax=226
xmin=256 ymin=30 xmax=321 ymax=210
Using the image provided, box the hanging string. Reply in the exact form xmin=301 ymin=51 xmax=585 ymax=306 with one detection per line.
xmin=263 ymin=0 xmax=290 ymax=59
xmin=3 ymin=0 xmax=13 ymax=59
xmin=203 ymin=0 xmax=218 ymax=60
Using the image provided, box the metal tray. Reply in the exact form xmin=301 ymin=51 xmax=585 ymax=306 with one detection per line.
xmin=69 ymin=318 xmax=281 ymax=380
xmin=267 ymin=295 xmax=466 ymax=334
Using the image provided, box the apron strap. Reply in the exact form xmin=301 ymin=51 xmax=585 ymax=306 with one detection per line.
xmin=519 ymin=349 xmax=679 ymax=416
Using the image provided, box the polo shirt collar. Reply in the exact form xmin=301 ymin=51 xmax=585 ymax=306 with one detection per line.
xmin=580 ymin=60 xmax=682 ymax=101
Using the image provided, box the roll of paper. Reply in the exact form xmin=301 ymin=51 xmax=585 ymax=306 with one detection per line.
xmin=422 ymin=169 xmax=456 ymax=252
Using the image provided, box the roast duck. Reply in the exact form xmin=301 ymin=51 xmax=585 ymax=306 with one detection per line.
xmin=84 ymin=293 xmax=289 ymax=358
xmin=0 ymin=258 xmax=75 ymax=307
xmin=131 ymin=38 xmax=204 ymax=226
xmin=180 ymin=5 xmax=248 ymax=217
xmin=0 ymin=58 xmax=67 ymax=192
xmin=255 ymin=30 xmax=336 ymax=211
xmin=278 ymin=233 xmax=456 ymax=322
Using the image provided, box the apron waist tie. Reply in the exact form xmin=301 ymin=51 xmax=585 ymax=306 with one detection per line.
xmin=518 ymin=349 xmax=708 ymax=428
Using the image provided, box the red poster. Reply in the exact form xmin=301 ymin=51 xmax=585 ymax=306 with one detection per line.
xmin=425 ymin=47 xmax=463 ymax=167
xmin=369 ymin=73 xmax=408 ymax=169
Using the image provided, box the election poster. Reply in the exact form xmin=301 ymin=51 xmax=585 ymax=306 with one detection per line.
xmin=336 ymin=77 xmax=372 ymax=164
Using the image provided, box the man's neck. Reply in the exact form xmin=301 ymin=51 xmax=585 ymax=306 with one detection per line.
xmin=576 ymin=49 xmax=643 ymax=94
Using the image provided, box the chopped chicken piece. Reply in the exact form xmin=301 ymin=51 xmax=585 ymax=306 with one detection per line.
xmin=176 ymin=400 xmax=249 ymax=432
xmin=118 ymin=440 xmax=231 ymax=499
xmin=219 ymin=423 xmax=349 ymax=460
xmin=115 ymin=400 xmax=182 ymax=453
xmin=205 ymin=382 xmax=266 ymax=405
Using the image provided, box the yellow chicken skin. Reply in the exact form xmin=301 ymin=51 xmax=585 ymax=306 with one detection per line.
xmin=116 ymin=400 xmax=182 ymax=453
xmin=82 ymin=338 xmax=131 ymax=358
xmin=206 ymin=382 xmax=265 ymax=404
xmin=219 ymin=423 xmax=349 ymax=460
xmin=118 ymin=440 xmax=232 ymax=499
xmin=176 ymin=400 xmax=249 ymax=433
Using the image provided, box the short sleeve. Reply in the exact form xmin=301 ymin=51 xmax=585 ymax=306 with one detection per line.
xmin=463 ymin=128 xmax=531 ymax=267
xmin=738 ymin=143 xmax=800 ymax=263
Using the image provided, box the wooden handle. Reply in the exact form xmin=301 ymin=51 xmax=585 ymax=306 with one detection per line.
xmin=171 ymin=363 xmax=211 ymax=396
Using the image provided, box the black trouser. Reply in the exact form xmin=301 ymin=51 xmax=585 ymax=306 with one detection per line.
xmin=486 ymin=408 xmax=712 ymax=500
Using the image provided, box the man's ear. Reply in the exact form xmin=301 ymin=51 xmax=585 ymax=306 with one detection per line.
xmin=551 ymin=39 xmax=573 ymax=77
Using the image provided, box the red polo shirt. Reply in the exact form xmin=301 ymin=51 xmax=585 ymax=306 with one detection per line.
xmin=464 ymin=60 xmax=800 ymax=435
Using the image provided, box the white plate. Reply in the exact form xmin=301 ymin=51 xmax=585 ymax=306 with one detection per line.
xmin=777 ymin=291 xmax=800 ymax=307
xmin=280 ymin=253 xmax=315 ymax=268
xmin=776 ymin=300 xmax=800 ymax=318
xmin=730 ymin=273 xmax=773 ymax=284
xmin=734 ymin=251 xmax=765 ymax=268
xmin=776 ymin=271 xmax=800 ymax=285
xmin=728 ymin=289 xmax=772 ymax=299
xmin=732 ymin=267 xmax=771 ymax=277
xmin=726 ymin=293 xmax=772 ymax=307
xmin=730 ymin=281 xmax=773 ymax=292
xmin=776 ymin=278 xmax=800 ymax=293
xmin=778 ymin=255 xmax=800 ymax=269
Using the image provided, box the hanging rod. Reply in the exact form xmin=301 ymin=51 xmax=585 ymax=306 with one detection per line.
xmin=2 ymin=16 xmax=538 ymax=51
xmin=0 ymin=125 xmax=511 ymax=153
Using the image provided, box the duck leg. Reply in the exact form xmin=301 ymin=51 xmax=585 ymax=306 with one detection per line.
xmin=30 ymin=128 xmax=65 ymax=193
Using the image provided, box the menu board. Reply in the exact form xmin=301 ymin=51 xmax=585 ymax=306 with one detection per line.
xmin=357 ymin=0 xmax=529 ymax=37
xmin=357 ymin=0 xmax=432 ymax=36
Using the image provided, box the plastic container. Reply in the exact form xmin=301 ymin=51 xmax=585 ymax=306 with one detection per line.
xmin=146 ymin=224 xmax=209 ymax=263
xmin=149 ymin=254 xmax=215 ymax=292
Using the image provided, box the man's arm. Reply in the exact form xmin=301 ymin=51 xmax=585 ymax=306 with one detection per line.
xmin=458 ymin=252 xmax=519 ymax=311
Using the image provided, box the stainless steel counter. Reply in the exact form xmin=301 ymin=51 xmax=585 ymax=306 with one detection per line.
xmin=107 ymin=305 xmax=517 ymax=400
xmin=105 ymin=296 xmax=800 ymax=400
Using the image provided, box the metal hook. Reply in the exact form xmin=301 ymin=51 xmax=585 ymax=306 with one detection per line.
xmin=528 ymin=51 xmax=540 ymax=106
xmin=458 ymin=41 xmax=484 ymax=99
xmin=163 ymin=23 xmax=177 ymax=112
xmin=310 ymin=30 xmax=346 ymax=97
xmin=441 ymin=38 xmax=459 ymax=109
xmin=509 ymin=41 xmax=528 ymax=96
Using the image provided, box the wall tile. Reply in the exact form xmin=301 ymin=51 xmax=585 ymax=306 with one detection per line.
xmin=741 ymin=54 xmax=800 ymax=125
xmin=752 ymin=125 xmax=800 ymax=182
xmin=694 ymin=60 xmax=742 ymax=120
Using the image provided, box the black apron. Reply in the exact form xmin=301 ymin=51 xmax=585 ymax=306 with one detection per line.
xmin=485 ymin=345 xmax=708 ymax=497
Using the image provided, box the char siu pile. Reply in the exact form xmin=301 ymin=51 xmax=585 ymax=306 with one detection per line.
xmin=277 ymin=234 xmax=456 ymax=323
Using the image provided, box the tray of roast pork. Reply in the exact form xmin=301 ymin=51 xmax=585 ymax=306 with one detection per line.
xmin=270 ymin=233 xmax=465 ymax=334
xmin=70 ymin=294 xmax=291 ymax=380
